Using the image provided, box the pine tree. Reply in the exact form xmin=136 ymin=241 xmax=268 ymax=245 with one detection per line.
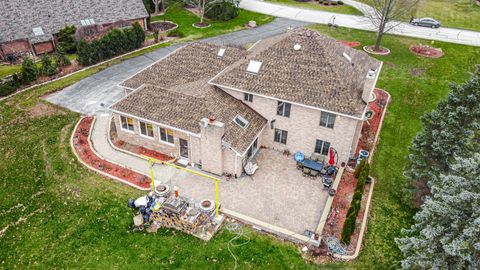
xmin=396 ymin=154 xmax=480 ymax=269
xmin=54 ymin=46 xmax=71 ymax=68
xmin=40 ymin=54 xmax=57 ymax=76
xmin=405 ymin=66 xmax=480 ymax=191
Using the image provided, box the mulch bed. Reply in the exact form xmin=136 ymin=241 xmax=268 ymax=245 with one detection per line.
xmin=363 ymin=45 xmax=391 ymax=55
xmin=338 ymin=40 xmax=361 ymax=47
xmin=72 ymin=117 xmax=151 ymax=189
xmin=410 ymin=44 xmax=444 ymax=58
xmin=193 ymin=22 xmax=210 ymax=28
xmin=149 ymin=21 xmax=177 ymax=33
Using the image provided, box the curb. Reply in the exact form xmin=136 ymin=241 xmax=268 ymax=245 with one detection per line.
xmin=70 ymin=116 xmax=150 ymax=191
xmin=316 ymin=167 xmax=345 ymax=235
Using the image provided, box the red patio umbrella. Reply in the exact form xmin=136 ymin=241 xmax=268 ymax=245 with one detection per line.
xmin=329 ymin=147 xmax=335 ymax=166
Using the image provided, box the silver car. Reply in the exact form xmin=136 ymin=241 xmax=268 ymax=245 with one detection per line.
xmin=410 ymin=17 xmax=441 ymax=28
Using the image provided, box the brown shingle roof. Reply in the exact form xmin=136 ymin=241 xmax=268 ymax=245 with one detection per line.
xmin=121 ymin=42 xmax=248 ymax=90
xmin=210 ymin=29 xmax=382 ymax=118
xmin=111 ymin=85 xmax=267 ymax=154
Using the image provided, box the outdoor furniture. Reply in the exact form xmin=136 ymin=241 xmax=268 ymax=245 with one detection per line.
xmin=323 ymin=176 xmax=333 ymax=189
xmin=300 ymin=159 xmax=323 ymax=172
xmin=302 ymin=167 xmax=311 ymax=176
xmin=310 ymin=170 xmax=319 ymax=178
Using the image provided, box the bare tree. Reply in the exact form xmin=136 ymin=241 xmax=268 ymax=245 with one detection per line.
xmin=183 ymin=0 xmax=223 ymax=24
xmin=152 ymin=0 xmax=164 ymax=15
xmin=362 ymin=0 xmax=419 ymax=51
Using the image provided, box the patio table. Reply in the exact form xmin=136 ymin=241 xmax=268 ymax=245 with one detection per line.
xmin=300 ymin=159 xmax=323 ymax=172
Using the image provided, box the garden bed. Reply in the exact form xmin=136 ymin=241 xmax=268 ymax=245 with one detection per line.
xmin=410 ymin=44 xmax=444 ymax=58
xmin=72 ymin=116 xmax=151 ymax=189
xmin=363 ymin=45 xmax=391 ymax=55
xmin=149 ymin=21 xmax=178 ymax=33
xmin=338 ymin=40 xmax=361 ymax=47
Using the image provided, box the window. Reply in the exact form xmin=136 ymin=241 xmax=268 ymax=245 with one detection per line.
xmin=277 ymin=101 xmax=291 ymax=117
xmin=139 ymin=121 xmax=154 ymax=138
xmin=274 ymin=128 xmax=288 ymax=144
xmin=160 ymin=127 xmax=174 ymax=144
xmin=80 ymin=18 xmax=95 ymax=26
xmin=32 ymin=27 xmax=44 ymax=36
xmin=244 ymin=93 xmax=253 ymax=102
xmin=234 ymin=115 xmax=249 ymax=129
xmin=320 ymin=111 xmax=336 ymax=129
xmin=217 ymin=48 xmax=225 ymax=57
xmin=246 ymin=138 xmax=258 ymax=159
xmin=315 ymin=139 xmax=331 ymax=155
xmin=120 ymin=116 xmax=134 ymax=132
xmin=246 ymin=60 xmax=262 ymax=74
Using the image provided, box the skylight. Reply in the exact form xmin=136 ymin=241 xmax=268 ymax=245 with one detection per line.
xmin=246 ymin=60 xmax=262 ymax=74
xmin=217 ymin=48 xmax=225 ymax=57
xmin=234 ymin=115 xmax=249 ymax=129
xmin=80 ymin=19 xmax=95 ymax=26
xmin=32 ymin=27 xmax=44 ymax=36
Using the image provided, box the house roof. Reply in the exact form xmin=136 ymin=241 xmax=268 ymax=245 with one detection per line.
xmin=121 ymin=42 xmax=248 ymax=90
xmin=111 ymin=85 xmax=267 ymax=154
xmin=0 ymin=0 xmax=148 ymax=43
xmin=112 ymin=42 xmax=266 ymax=154
xmin=210 ymin=29 xmax=382 ymax=118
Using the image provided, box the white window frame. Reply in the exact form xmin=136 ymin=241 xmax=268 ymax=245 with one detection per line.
xmin=314 ymin=139 xmax=331 ymax=156
xmin=138 ymin=121 xmax=154 ymax=139
xmin=233 ymin=115 xmax=249 ymax=129
xmin=320 ymin=111 xmax=336 ymax=129
xmin=277 ymin=101 xmax=291 ymax=118
xmin=120 ymin=115 xmax=135 ymax=133
xmin=159 ymin=127 xmax=175 ymax=145
xmin=274 ymin=128 xmax=288 ymax=144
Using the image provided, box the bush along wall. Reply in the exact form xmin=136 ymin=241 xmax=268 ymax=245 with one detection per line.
xmin=77 ymin=22 xmax=145 ymax=66
xmin=340 ymin=163 xmax=370 ymax=245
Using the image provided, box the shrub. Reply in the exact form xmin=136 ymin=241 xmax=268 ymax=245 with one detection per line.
xmin=167 ymin=29 xmax=185 ymax=38
xmin=0 ymin=73 xmax=21 ymax=97
xmin=21 ymin=57 xmax=38 ymax=84
xmin=205 ymin=0 xmax=240 ymax=21
xmin=40 ymin=54 xmax=57 ymax=76
xmin=353 ymin=158 xmax=366 ymax=178
xmin=57 ymin=25 xmax=77 ymax=53
xmin=76 ymin=23 xmax=145 ymax=66
xmin=54 ymin=47 xmax=71 ymax=67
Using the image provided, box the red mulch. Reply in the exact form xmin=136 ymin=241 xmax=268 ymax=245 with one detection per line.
xmin=410 ymin=44 xmax=444 ymax=58
xmin=72 ymin=117 xmax=151 ymax=189
xmin=338 ymin=40 xmax=361 ymax=47
xmin=113 ymin=139 xmax=172 ymax=162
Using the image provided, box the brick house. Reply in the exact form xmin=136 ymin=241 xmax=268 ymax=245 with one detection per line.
xmin=0 ymin=0 xmax=148 ymax=60
xmin=109 ymin=29 xmax=382 ymax=177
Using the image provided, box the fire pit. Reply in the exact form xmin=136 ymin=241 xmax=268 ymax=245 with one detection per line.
xmin=199 ymin=199 xmax=215 ymax=213
xmin=154 ymin=184 xmax=170 ymax=197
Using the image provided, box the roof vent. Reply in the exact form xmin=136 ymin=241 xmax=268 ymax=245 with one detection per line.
xmin=32 ymin=27 xmax=44 ymax=36
xmin=217 ymin=48 xmax=226 ymax=57
xmin=342 ymin=52 xmax=352 ymax=63
xmin=293 ymin=44 xmax=301 ymax=51
xmin=367 ymin=69 xmax=376 ymax=78
xmin=246 ymin=60 xmax=262 ymax=74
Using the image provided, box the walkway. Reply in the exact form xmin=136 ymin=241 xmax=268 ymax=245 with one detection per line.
xmin=91 ymin=114 xmax=329 ymax=235
xmin=239 ymin=0 xmax=480 ymax=47
xmin=45 ymin=18 xmax=308 ymax=115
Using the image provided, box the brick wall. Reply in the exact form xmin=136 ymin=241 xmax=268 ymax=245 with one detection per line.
xmin=220 ymin=87 xmax=363 ymax=163
xmin=33 ymin=41 xmax=54 ymax=55
xmin=0 ymin=40 xmax=31 ymax=59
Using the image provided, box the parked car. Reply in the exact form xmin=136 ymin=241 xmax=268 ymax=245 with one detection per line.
xmin=410 ymin=17 xmax=441 ymax=28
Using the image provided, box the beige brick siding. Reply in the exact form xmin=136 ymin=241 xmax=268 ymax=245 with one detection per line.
xmin=220 ymin=87 xmax=363 ymax=163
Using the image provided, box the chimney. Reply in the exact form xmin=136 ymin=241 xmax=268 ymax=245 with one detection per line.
xmin=199 ymin=117 xmax=225 ymax=175
xmin=362 ymin=69 xmax=377 ymax=103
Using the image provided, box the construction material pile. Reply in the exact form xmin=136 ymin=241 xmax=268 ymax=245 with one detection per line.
xmin=128 ymin=184 xmax=224 ymax=241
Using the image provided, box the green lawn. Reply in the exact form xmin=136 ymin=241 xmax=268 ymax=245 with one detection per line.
xmin=152 ymin=4 xmax=275 ymax=40
xmin=266 ymin=0 xmax=363 ymax=15
xmin=1 ymin=18 xmax=480 ymax=269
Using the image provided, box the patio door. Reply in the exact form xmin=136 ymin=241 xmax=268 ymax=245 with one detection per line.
xmin=179 ymin=138 xmax=189 ymax=159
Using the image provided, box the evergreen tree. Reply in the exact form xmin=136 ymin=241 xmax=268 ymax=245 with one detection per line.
xmin=131 ymin=22 xmax=146 ymax=49
xmin=40 ymin=54 xmax=57 ymax=76
xmin=54 ymin=46 xmax=71 ymax=67
xmin=76 ymin=40 xmax=94 ymax=66
xmin=405 ymin=66 xmax=480 ymax=191
xmin=396 ymin=154 xmax=480 ymax=269
xmin=57 ymin=25 xmax=77 ymax=53
xmin=21 ymin=57 xmax=38 ymax=83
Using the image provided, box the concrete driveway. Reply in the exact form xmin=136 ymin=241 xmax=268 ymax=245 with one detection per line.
xmin=45 ymin=18 xmax=308 ymax=114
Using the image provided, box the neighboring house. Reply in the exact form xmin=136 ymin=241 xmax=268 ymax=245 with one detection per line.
xmin=110 ymin=29 xmax=382 ymax=177
xmin=0 ymin=0 xmax=148 ymax=60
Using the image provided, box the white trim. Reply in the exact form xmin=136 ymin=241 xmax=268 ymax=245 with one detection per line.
xmin=247 ymin=39 xmax=262 ymax=51
xmin=109 ymin=108 xmax=201 ymax=138
xmin=359 ymin=61 xmax=384 ymax=120
xmin=119 ymin=115 xmax=135 ymax=133
xmin=209 ymin=61 xmax=385 ymax=121
xmin=138 ymin=121 xmax=155 ymax=140
xmin=158 ymin=126 xmax=175 ymax=145
xmin=240 ymin=124 xmax=267 ymax=157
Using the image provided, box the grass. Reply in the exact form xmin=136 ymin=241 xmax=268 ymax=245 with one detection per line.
xmin=265 ymin=0 xmax=363 ymax=15
xmin=307 ymin=24 xmax=480 ymax=268
xmin=152 ymin=4 xmax=275 ymax=40
xmin=1 ymin=15 xmax=480 ymax=269
xmin=0 ymin=54 xmax=78 ymax=80
xmin=357 ymin=0 xmax=480 ymax=31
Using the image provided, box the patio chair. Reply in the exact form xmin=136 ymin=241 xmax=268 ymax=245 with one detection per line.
xmin=302 ymin=167 xmax=311 ymax=177
xmin=310 ymin=170 xmax=320 ymax=178
xmin=296 ymin=161 xmax=303 ymax=170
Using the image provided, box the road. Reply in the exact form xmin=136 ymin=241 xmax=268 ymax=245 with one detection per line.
xmin=240 ymin=0 xmax=480 ymax=47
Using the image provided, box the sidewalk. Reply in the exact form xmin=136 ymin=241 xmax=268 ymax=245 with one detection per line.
xmin=240 ymin=0 xmax=480 ymax=47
